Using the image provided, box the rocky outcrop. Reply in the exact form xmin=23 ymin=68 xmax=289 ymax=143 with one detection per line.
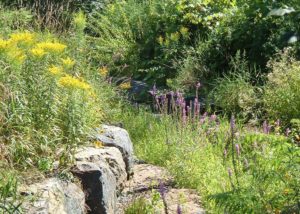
xmin=72 ymin=146 xmax=127 ymax=213
xmin=21 ymin=178 xmax=85 ymax=214
xmin=20 ymin=125 xmax=205 ymax=214
xmin=91 ymin=125 xmax=134 ymax=178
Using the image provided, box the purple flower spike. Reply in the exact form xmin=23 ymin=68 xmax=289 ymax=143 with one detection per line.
xmin=158 ymin=181 xmax=167 ymax=199
xmin=263 ymin=120 xmax=270 ymax=134
xmin=196 ymin=82 xmax=201 ymax=89
xmin=235 ymin=144 xmax=240 ymax=156
xmin=210 ymin=114 xmax=217 ymax=122
xmin=149 ymin=84 xmax=157 ymax=96
xmin=285 ymin=128 xmax=291 ymax=136
xmin=230 ymin=115 xmax=235 ymax=134
xmin=177 ymin=204 xmax=182 ymax=214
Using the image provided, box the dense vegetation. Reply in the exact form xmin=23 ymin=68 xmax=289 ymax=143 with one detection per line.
xmin=0 ymin=0 xmax=299 ymax=213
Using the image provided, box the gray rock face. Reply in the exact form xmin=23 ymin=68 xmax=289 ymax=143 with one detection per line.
xmin=75 ymin=146 xmax=127 ymax=189
xmin=91 ymin=125 xmax=134 ymax=178
xmin=72 ymin=161 xmax=117 ymax=214
xmin=21 ymin=178 xmax=85 ymax=214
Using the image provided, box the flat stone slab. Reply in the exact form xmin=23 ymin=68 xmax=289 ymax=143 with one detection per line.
xmin=117 ymin=164 xmax=205 ymax=214
xmin=123 ymin=164 xmax=174 ymax=193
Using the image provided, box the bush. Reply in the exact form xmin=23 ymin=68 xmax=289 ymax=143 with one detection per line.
xmin=210 ymin=53 xmax=258 ymax=118
xmin=263 ymin=50 xmax=300 ymax=123
xmin=88 ymin=0 xmax=235 ymax=86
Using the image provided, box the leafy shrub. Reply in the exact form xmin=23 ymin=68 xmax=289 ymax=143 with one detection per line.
xmin=210 ymin=53 xmax=258 ymax=118
xmin=263 ymin=50 xmax=300 ymax=123
xmin=89 ymin=0 xmax=236 ymax=86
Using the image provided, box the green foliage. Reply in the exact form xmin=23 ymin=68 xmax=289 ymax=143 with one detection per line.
xmin=1 ymin=0 xmax=112 ymax=30
xmin=0 ymin=173 xmax=22 ymax=214
xmin=0 ymin=11 xmax=121 ymax=173
xmin=89 ymin=0 xmax=235 ymax=86
xmin=0 ymin=5 xmax=33 ymax=34
xmin=210 ymin=53 xmax=259 ymax=118
xmin=121 ymin=107 xmax=300 ymax=213
xmin=263 ymin=50 xmax=300 ymax=123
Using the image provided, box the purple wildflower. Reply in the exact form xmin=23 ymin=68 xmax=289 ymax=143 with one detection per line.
xmin=263 ymin=120 xmax=270 ymax=134
xmin=285 ymin=128 xmax=291 ymax=136
xmin=158 ymin=181 xmax=167 ymax=199
xmin=149 ymin=84 xmax=157 ymax=96
xmin=196 ymin=82 xmax=201 ymax=89
xmin=177 ymin=204 xmax=182 ymax=214
xmin=230 ymin=115 xmax=235 ymax=134
xmin=199 ymin=113 xmax=207 ymax=124
xmin=210 ymin=114 xmax=217 ymax=122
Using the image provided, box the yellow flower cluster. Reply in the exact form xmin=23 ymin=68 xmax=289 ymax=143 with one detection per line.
xmin=58 ymin=75 xmax=91 ymax=90
xmin=61 ymin=57 xmax=75 ymax=68
xmin=119 ymin=82 xmax=131 ymax=90
xmin=36 ymin=42 xmax=67 ymax=53
xmin=48 ymin=65 xmax=63 ymax=75
xmin=31 ymin=48 xmax=46 ymax=57
xmin=9 ymin=32 xmax=34 ymax=44
xmin=0 ymin=39 xmax=10 ymax=50
xmin=99 ymin=66 xmax=108 ymax=77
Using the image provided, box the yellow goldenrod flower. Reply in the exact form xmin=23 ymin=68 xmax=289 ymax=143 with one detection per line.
xmin=0 ymin=39 xmax=9 ymax=50
xmin=36 ymin=42 xmax=67 ymax=53
xmin=9 ymin=32 xmax=34 ymax=44
xmin=94 ymin=141 xmax=104 ymax=148
xmin=119 ymin=82 xmax=131 ymax=90
xmin=31 ymin=48 xmax=46 ymax=57
xmin=48 ymin=65 xmax=63 ymax=75
xmin=99 ymin=66 xmax=108 ymax=77
xmin=58 ymin=75 xmax=91 ymax=90
xmin=61 ymin=57 xmax=75 ymax=68
xmin=7 ymin=48 xmax=26 ymax=63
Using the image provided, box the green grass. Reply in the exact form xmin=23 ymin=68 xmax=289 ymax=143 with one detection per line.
xmin=120 ymin=108 xmax=300 ymax=213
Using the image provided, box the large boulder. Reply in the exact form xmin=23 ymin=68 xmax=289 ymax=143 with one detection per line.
xmin=21 ymin=178 xmax=85 ymax=214
xmin=91 ymin=125 xmax=134 ymax=178
xmin=72 ymin=161 xmax=117 ymax=214
xmin=74 ymin=146 xmax=127 ymax=189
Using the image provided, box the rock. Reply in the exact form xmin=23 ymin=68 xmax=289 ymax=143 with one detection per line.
xmin=75 ymin=146 xmax=127 ymax=189
xmin=91 ymin=125 xmax=134 ymax=178
xmin=21 ymin=178 xmax=85 ymax=214
xmin=72 ymin=161 xmax=117 ymax=214
xmin=123 ymin=164 xmax=174 ymax=193
xmin=164 ymin=189 xmax=205 ymax=214
xmin=117 ymin=164 xmax=205 ymax=214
